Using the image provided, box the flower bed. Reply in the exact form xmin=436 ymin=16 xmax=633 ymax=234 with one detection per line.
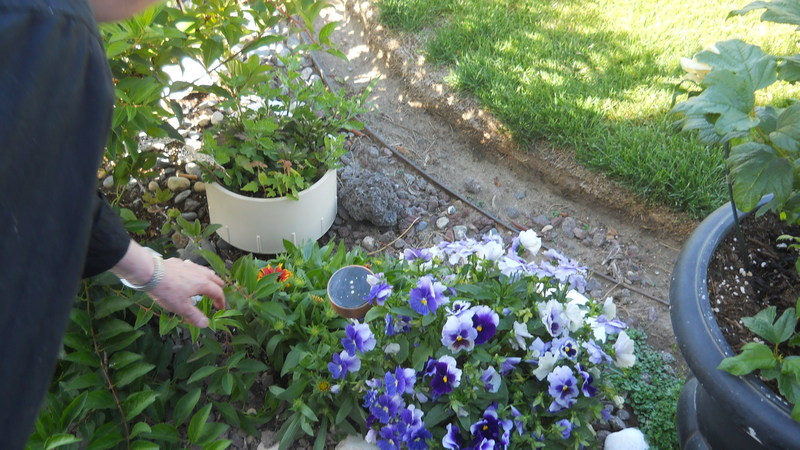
xmin=229 ymin=230 xmax=636 ymax=448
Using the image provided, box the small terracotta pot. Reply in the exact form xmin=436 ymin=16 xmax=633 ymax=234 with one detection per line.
xmin=327 ymin=265 xmax=374 ymax=319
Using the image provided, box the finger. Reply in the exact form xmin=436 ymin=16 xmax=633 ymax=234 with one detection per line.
xmin=197 ymin=279 xmax=227 ymax=309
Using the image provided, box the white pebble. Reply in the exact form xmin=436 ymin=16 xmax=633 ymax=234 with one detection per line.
xmin=604 ymin=428 xmax=649 ymax=450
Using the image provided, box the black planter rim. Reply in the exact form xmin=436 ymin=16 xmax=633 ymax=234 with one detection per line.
xmin=669 ymin=197 xmax=799 ymax=445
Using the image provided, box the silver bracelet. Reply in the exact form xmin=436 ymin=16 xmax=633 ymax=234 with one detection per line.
xmin=120 ymin=250 xmax=164 ymax=292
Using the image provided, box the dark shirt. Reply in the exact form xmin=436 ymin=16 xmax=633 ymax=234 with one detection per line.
xmin=0 ymin=0 xmax=130 ymax=447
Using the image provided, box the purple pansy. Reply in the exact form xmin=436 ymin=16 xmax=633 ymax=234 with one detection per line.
xmin=470 ymin=305 xmax=499 ymax=345
xmin=552 ymin=336 xmax=579 ymax=360
xmin=442 ymin=423 xmax=462 ymax=449
xmin=364 ymin=273 xmax=393 ymax=306
xmin=582 ymin=339 xmax=613 ymax=364
xmin=371 ymin=393 xmax=405 ymax=424
xmin=557 ymin=419 xmax=573 ymax=439
xmin=446 ymin=300 xmax=472 ymax=317
xmin=547 ymin=365 xmax=579 ymax=412
xmin=328 ymin=351 xmax=361 ymax=380
xmin=481 ymin=366 xmax=501 ymax=393
xmin=384 ymin=371 xmax=405 ymax=397
xmin=403 ymin=247 xmax=434 ymax=262
xmin=400 ymin=405 xmax=431 ymax=450
xmin=342 ymin=321 xmax=376 ymax=356
xmin=409 ymin=275 xmax=449 ymax=315
xmin=428 ymin=355 xmax=461 ymax=397
xmin=510 ymin=405 xmax=525 ymax=436
xmin=470 ymin=403 xmax=512 ymax=448
xmin=378 ymin=423 xmax=402 ymax=450
xmin=441 ymin=314 xmax=478 ymax=353
xmin=539 ymin=300 xmax=568 ymax=337
xmin=395 ymin=366 xmax=417 ymax=395
xmin=577 ymin=364 xmax=597 ymax=397
xmin=501 ymin=357 xmax=522 ymax=375
xmin=540 ymin=249 xmax=588 ymax=292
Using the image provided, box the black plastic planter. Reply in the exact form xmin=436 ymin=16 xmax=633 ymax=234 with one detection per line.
xmin=670 ymin=200 xmax=800 ymax=449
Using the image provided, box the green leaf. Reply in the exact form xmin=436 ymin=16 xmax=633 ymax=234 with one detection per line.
xmin=235 ymin=359 xmax=268 ymax=373
xmin=729 ymin=142 xmax=793 ymax=211
xmin=44 ymin=433 xmax=82 ymax=450
xmin=718 ymin=342 xmax=778 ymax=375
xmin=131 ymin=441 xmax=160 ymax=450
xmin=109 ymin=351 xmax=144 ymax=370
xmin=770 ymin=104 xmax=800 ymax=151
xmin=123 ymin=390 xmax=159 ymax=420
xmin=203 ymin=440 xmax=233 ymax=450
xmin=774 ymin=308 xmax=798 ymax=343
xmin=130 ymin=422 xmax=151 ymax=439
xmin=281 ymin=346 xmax=306 ymax=377
xmin=318 ymin=22 xmax=338 ymax=45
xmin=740 ymin=305 xmax=795 ymax=343
xmin=188 ymin=366 xmax=219 ymax=384
xmin=271 ymin=379 xmax=310 ymax=402
xmin=198 ymin=249 xmax=228 ymax=277
xmin=188 ymin=403 xmax=213 ymax=444
xmin=134 ymin=307 xmax=155 ymax=329
xmin=113 ymin=362 xmax=156 ymax=388
xmin=142 ymin=423 xmax=180 ymax=443
xmin=780 ymin=55 xmax=800 ymax=82
xmin=731 ymin=0 xmax=800 ymax=27
xmin=97 ymin=318 xmax=134 ymax=340
xmin=313 ymin=417 xmax=329 ymax=450
xmin=422 ymin=404 xmax=450 ymax=429
xmin=695 ymin=39 xmax=777 ymax=91
xmin=60 ymin=392 xmax=88 ymax=427
xmin=174 ymin=388 xmax=202 ymax=425
xmin=221 ymin=372 xmax=234 ymax=395
xmin=335 ymin=396 xmax=353 ymax=425
xmin=95 ymin=295 xmax=133 ymax=319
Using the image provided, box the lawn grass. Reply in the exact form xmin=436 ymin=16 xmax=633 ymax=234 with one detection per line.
xmin=375 ymin=0 xmax=800 ymax=218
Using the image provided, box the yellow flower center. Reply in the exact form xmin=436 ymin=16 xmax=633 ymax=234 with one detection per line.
xmin=317 ymin=381 xmax=330 ymax=391
xmin=562 ymin=385 xmax=570 ymax=392
xmin=477 ymin=325 xmax=483 ymax=332
xmin=421 ymin=298 xmax=428 ymax=305
xmin=456 ymin=336 xmax=463 ymax=341
xmin=443 ymin=376 xmax=448 ymax=383
xmin=483 ymin=425 xmax=489 ymax=431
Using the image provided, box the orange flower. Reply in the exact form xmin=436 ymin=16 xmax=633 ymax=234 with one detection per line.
xmin=257 ymin=263 xmax=292 ymax=282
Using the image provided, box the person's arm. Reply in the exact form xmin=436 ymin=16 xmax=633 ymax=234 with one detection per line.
xmin=89 ymin=0 xmax=163 ymax=22
xmin=110 ymin=241 xmax=227 ymax=328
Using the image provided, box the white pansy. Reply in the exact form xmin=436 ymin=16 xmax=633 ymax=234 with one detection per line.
xmin=478 ymin=241 xmax=505 ymax=261
xmin=366 ymin=273 xmax=380 ymax=286
xmin=512 ymin=321 xmax=533 ymax=350
xmin=384 ymin=343 xmax=401 ymax=355
xmin=365 ymin=429 xmax=377 ymax=444
xmin=587 ymin=317 xmax=607 ymax=343
xmin=603 ymin=297 xmax=617 ymax=320
xmin=565 ymin=301 xmax=588 ymax=332
xmin=613 ymin=331 xmax=636 ymax=368
xmin=533 ymin=351 xmax=559 ymax=380
xmin=519 ymin=229 xmax=542 ymax=255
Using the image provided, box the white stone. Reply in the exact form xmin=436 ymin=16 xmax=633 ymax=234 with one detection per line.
xmin=148 ymin=181 xmax=159 ymax=192
xmin=102 ymin=176 xmax=114 ymax=189
xmin=436 ymin=217 xmax=449 ymax=229
xmin=167 ymin=176 xmax=191 ymax=192
xmin=184 ymin=138 xmax=202 ymax=152
xmin=193 ymin=181 xmax=206 ymax=193
xmin=361 ymin=236 xmax=376 ymax=252
xmin=336 ymin=435 xmax=378 ymax=450
xmin=604 ymin=428 xmax=649 ymax=450
xmin=184 ymin=162 xmax=203 ymax=177
xmin=211 ymin=110 xmax=224 ymax=125
xmin=196 ymin=114 xmax=211 ymax=128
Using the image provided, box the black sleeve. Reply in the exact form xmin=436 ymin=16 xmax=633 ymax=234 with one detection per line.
xmin=82 ymin=191 xmax=132 ymax=278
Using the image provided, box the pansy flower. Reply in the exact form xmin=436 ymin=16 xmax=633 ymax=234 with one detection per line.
xmin=557 ymin=419 xmax=573 ymax=439
xmin=428 ymin=355 xmax=461 ymax=397
xmin=510 ymin=405 xmax=525 ymax=436
xmin=403 ymin=248 xmax=433 ymax=262
xmin=470 ymin=403 xmax=512 ymax=448
xmin=613 ymin=331 xmax=636 ymax=368
xmin=409 ymin=275 xmax=449 ymax=315
xmin=471 ymin=305 xmax=499 ymax=345
xmin=480 ymin=366 xmax=501 ymax=393
xmin=442 ymin=423 xmax=462 ymax=449
xmin=371 ymin=393 xmax=405 ymax=424
xmin=342 ymin=321 xmax=376 ymax=356
xmin=547 ymin=365 xmax=579 ymax=412
xmin=446 ymin=300 xmax=472 ymax=317
xmin=364 ymin=273 xmax=393 ymax=306
xmin=441 ymin=314 xmax=478 ymax=353
xmin=328 ymin=351 xmax=361 ymax=380
xmin=577 ymin=363 xmax=597 ymax=397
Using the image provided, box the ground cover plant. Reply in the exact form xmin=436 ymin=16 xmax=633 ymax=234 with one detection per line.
xmin=375 ymin=0 xmax=800 ymax=218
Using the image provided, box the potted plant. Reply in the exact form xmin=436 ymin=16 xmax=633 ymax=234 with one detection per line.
xmin=671 ymin=0 xmax=800 ymax=447
xmin=200 ymin=55 xmax=369 ymax=254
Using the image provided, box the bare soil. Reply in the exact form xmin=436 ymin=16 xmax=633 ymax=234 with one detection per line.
xmin=313 ymin=0 xmax=694 ymax=354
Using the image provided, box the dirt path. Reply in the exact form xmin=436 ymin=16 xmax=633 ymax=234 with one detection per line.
xmin=312 ymin=0 xmax=694 ymax=353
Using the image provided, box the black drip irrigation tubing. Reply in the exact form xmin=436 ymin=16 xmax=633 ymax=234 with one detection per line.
xmin=304 ymin=43 xmax=670 ymax=308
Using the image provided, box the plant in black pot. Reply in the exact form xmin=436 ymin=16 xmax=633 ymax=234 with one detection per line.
xmin=199 ymin=55 xmax=370 ymax=253
xmin=671 ymin=0 xmax=800 ymax=448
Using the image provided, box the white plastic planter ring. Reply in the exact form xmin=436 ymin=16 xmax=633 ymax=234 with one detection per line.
xmin=206 ymin=169 xmax=337 ymax=254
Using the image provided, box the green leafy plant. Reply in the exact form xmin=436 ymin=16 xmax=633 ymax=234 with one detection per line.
xmin=672 ymin=0 xmax=800 ymax=423
xmin=717 ymin=302 xmax=800 ymax=420
xmin=199 ymin=56 xmax=370 ymax=199
xmin=606 ymin=329 xmax=682 ymax=449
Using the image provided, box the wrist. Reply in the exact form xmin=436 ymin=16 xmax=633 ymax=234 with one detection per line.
xmin=117 ymin=247 xmax=165 ymax=292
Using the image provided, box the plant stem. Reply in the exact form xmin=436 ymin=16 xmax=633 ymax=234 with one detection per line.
xmin=725 ymin=141 xmax=750 ymax=266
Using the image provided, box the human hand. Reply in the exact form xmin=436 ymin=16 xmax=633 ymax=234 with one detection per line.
xmin=147 ymin=258 xmax=226 ymax=328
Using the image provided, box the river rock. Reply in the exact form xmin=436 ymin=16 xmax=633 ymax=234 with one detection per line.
xmin=436 ymin=217 xmax=449 ymax=229
xmin=174 ymin=190 xmax=191 ymax=204
xmin=193 ymin=181 xmax=206 ymax=193
xmin=339 ymin=168 xmax=404 ymax=227
xmin=167 ymin=176 xmax=191 ymax=192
